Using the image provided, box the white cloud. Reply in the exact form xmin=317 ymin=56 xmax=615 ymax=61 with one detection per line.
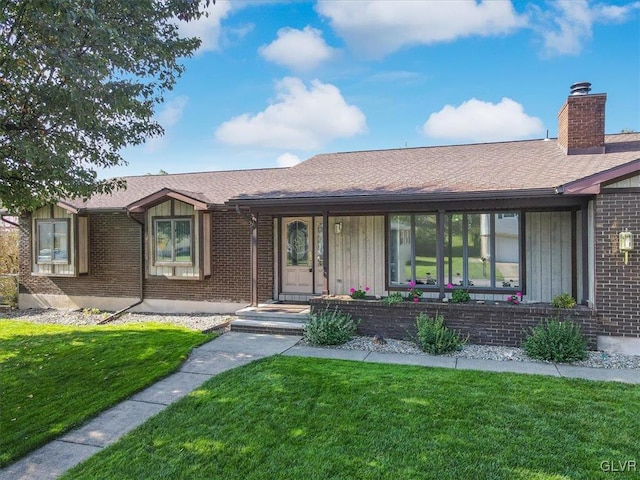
xmin=276 ymin=153 xmax=302 ymax=167
xmin=145 ymin=96 xmax=188 ymax=153
xmin=177 ymin=0 xmax=233 ymax=53
xmin=316 ymin=0 xmax=524 ymax=58
xmin=215 ymin=77 xmax=367 ymax=150
xmin=423 ymin=98 xmax=544 ymax=143
xmin=530 ymin=0 xmax=640 ymax=56
xmin=156 ymin=96 xmax=188 ymax=127
xmin=259 ymin=26 xmax=336 ymax=71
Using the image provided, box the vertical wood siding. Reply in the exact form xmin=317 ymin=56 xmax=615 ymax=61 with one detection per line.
xmin=606 ymin=174 xmax=640 ymax=188
xmin=329 ymin=216 xmax=386 ymax=297
xmin=525 ymin=211 xmax=573 ymax=302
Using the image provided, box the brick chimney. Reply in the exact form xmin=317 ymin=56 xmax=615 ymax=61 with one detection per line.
xmin=557 ymin=82 xmax=606 ymax=155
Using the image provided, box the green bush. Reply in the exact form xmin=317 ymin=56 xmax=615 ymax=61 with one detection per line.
xmin=381 ymin=292 xmax=405 ymax=304
xmin=551 ymin=293 xmax=577 ymax=309
xmin=451 ymin=289 xmax=471 ymax=303
xmin=304 ymin=308 xmax=359 ymax=346
xmin=522 ymin=318 xmax=588 ymax=363
xmin=415 ymin=313 xmax=467 ymax=354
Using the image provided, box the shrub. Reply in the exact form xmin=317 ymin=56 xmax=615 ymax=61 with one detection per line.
xmin=415 ymin=313 xmax=467 ymax=354
xmin=304 ymin=308 xmax=359 ymax=346
xmin=551 ymin=293 xmax=577 ymax=309
xmin=381 ymin=292 xmax=405 ymax=304
xmin=522 ymin=318 xmax=587 ymax=362
xmin=451 ymin=289 xmax=471 ymax=303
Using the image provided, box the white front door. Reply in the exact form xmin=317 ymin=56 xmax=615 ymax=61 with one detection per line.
xmin=282 ymin=217 xmax=313 ymax=293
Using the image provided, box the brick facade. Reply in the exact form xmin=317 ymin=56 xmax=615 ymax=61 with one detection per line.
xmin=19 ymin=210 xmax=274 ymax=305
xmin=594 ymin=191 xmax=640 ymax=338
xmin=19 ymin=213 xmax=141 ymax=298
xmin=311 ymin=298 xmax=598 ymax=348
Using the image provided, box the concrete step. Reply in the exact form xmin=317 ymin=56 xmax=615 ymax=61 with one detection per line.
xmin=234 ymin=306 xmax=310 ymax=323
xmin=230 ymin=318 xmax=305 ymax=336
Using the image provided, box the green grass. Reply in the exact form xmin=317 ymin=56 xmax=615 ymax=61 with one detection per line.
xmin=64 ymin=356 xmax=640 ymax=480
xmin=0 ymin=320 xmax=214 ymax=467
xmin=408 ymin=256 xmax=501 ymax=284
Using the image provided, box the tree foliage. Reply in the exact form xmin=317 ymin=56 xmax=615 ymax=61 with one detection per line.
xmin=0 ymin=0 xmax=211 ymax=213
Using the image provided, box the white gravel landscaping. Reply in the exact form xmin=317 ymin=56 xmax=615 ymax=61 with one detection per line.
xmin=322 ymin=335 xmax=640 ymax=370
xmin=1 ymin=308 xmax=232 ymax=333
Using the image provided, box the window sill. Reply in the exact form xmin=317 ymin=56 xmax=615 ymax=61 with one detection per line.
xmin=148 ymin=274 xmax=201 ymax=281
xmin=31 ymin=272 xmax=76 ymax=278
xmin=153 ymin=263 xmax=195 ymax=268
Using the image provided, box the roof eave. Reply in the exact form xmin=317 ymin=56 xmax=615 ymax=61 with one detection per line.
xmin=227 ymin=188 xmax=565 ymax=208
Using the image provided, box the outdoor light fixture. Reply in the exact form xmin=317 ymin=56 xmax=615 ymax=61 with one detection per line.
xmin=619 ymin=230 xmax=634 ymax=265
xmin=334 ymin=222 xmax=342 ymax=234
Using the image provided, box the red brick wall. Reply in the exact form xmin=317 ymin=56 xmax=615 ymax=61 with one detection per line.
xmin=311 ymin=298 xmax=598 ymax=348
xmin=594 ymin=191 xmax=640 ymax=338
xmin=143 ymin=211 xmax=251 ymax=302
xmin=19 ymin=213 xmax=141 ymax=298
xmin=19 ymin=210 xmax=273 ymax=305
xmin=557 ymin=93 xmax=606 ymax=153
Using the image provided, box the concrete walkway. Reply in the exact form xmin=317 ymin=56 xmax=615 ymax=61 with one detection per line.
xmin=2 ymin=332 xmax=639 ymax=480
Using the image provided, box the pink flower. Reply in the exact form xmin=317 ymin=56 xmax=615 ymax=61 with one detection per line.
xmin=349 ymin=287 xmax=356 ymax=294
xmin=516 ymin=292 xmax=522 ymax=297
xmin=408 ymin=281 xmax=416 ymax=288
xmin=446 ymin=283 xmax=454 ymax=289
xmin=506 ymin=296 xmax=512 ymax=302
xmin=365 ymin=287 xmax=370 ymax=291
xmin=413 ymin=297 xmax=419 ymax=303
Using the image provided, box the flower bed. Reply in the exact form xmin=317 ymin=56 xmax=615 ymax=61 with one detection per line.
xmin=310 ymin=297 xmax=597 ymax=349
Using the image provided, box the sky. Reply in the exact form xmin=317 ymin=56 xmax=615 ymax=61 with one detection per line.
xmin=105 ymin=0 xmax=640 ymax=178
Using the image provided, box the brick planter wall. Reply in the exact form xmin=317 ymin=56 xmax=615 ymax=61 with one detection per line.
xmin=310 ymin=297 xmax=597 ymax=348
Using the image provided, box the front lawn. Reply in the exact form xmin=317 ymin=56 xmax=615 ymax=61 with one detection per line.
xmin=0 ymin=319 xmax=214 ymax=467
xmin=64 ymin=356 xmax=640 ymax=480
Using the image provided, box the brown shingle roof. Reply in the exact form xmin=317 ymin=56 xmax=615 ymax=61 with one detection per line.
xmin=63 ymin=167 xmax=286 ymax=210
xmin=63 ymin=133 xmax=640 ymax=211
xmin=232 ymin=133 xmax=640 ymax=201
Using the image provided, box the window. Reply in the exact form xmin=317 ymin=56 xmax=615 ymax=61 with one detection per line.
xmin=286 ymin=220 xmax=310 ymax=266
xmin=389 ymin=212 xmax=521 ymax=290
xmin=154 ymin=218 xmax=193 ymax=265
xmin=36 ymin=220 xmax=69 ymax=264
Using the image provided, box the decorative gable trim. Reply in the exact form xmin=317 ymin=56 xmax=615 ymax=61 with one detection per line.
xmin=556 ymin=158 xmax=640 ymax=195
xmin=127 ymin=188 xmax=211 ymax=212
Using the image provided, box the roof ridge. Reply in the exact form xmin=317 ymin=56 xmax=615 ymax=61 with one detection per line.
xmin=112 ymin=166 xmax=287 ymax=180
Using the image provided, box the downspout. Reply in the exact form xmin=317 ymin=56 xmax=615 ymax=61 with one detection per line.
xmin=0 ymin=215 xmax=21 ymax=229
xmin=99 ymin=210 xmax=145 ymax=324
xmin=235 ymin=205 xmax=258 ymax=306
